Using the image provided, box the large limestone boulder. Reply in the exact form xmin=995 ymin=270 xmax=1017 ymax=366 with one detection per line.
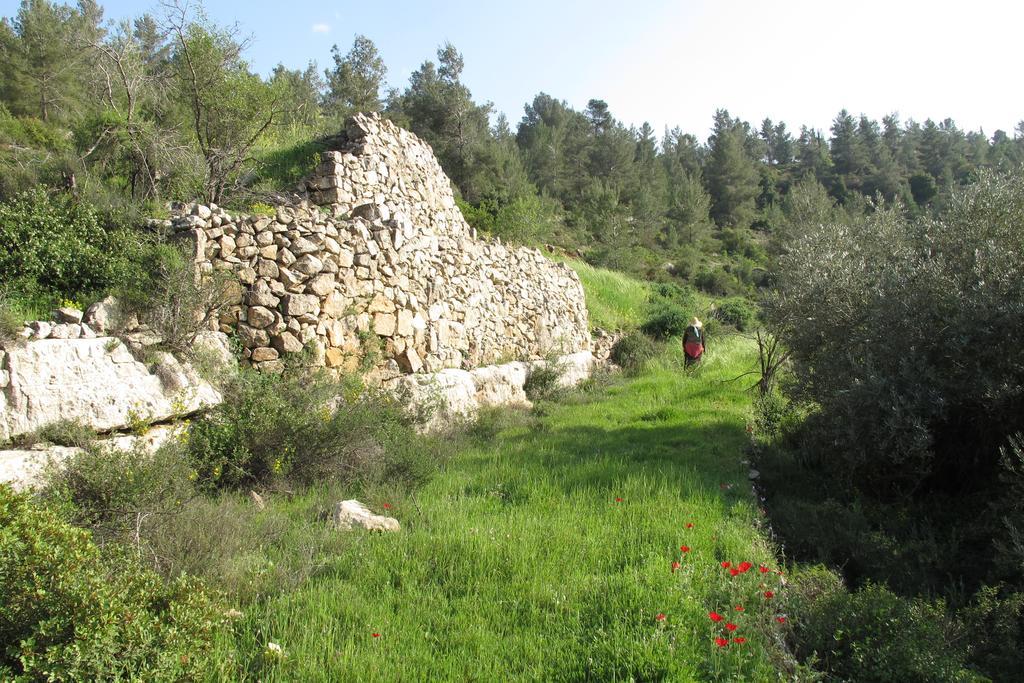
xmin=471 ymin=362 xmax=530 ymax=407
xmin=0 ymin=424 xmax=183 ymax=491
xmin=0 ymin=338 xmax=221 ymax=442
xmin=385 ymin=350 xmax=598 ymax=431
xmin=332 ymin=499 xmax=400 ymax=532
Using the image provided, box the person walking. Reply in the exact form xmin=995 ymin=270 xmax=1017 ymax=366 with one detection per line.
xmin=682 ymin=317 xmax=706 ymax=367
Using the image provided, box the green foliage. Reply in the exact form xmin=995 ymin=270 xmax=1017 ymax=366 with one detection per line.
xmin=43 ymin=443 xmax=196 ymax=546
xmin=640 ymin=304 xmax=689 ymax=340
xmin=714 ymin=296 xmax=759 ymax=331
xmin=122 ymin=243 xmax=237 ymax=355
xmin=32 ymin=419 xmax=96 ymax=449
xmin=167 ymin=16 xmax=288 ymax=202
xmin=523 ymin=359 xmax=565 ymax=402
xmin=458 ymin=192 xmax=559 ymax=245
xmin=958 ymin=584 xmax=1024 ymax=679
xmin=791 ymin=581 xmax=971 ymax=682
xmin=186 ymin=368 xmax=441 ymax=490
xmin=249 ymin=201 xmax=276 ymax=216
xmin=610 ymin=331 xmax=658 ymax=374
xmin=0 ymin=188 xmax=152 ymax=303
xmin=324 ymin=35 xmax=387 ymax=122
xmin=0 ymin=287 xmax=25 ymax=345
xmin=766 ymin=169 xmax=1024 ymax=492
xmin=695 ymin=266 xmax=745 ymax=296
xmin=0 ymin=485 xmax=223 ymax=681
xmin=251 ymin=131 xmax=326 ymax=193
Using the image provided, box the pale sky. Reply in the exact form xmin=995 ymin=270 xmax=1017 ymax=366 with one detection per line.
xmin=4 ymin=0 xmax=1021 ymax=139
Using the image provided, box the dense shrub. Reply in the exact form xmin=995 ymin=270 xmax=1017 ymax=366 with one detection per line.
xmin=694 ymin=266 xmax=743 ymax=296
xmin=44 ymin=443 xmax=196 ymax=547
xmin=766 ymin=169 xmax=1024 ymax=493
xmin=0 ymin=188 xmax=152 ymax=303
xmin=610 ymin=331 xmax=658 ymax=375
xmin=0 ymin=485 xmax=224 ymax=681
xmin=523 ymin=359 xmax=566 ymax=402
xmin=187 ymin=368 xmax=442 ymax=490
xmin=122 ymin=244 xmax=239 ymax=354
xmin=29 ymin=419 xmax=97 ymax=449
xmin=791 ymin=581 xmax=971 ymax=682
xmin=714 ymin=296 xmax=759 ymax=331
xmin=640 ymin=304 xmax=689 ymax=340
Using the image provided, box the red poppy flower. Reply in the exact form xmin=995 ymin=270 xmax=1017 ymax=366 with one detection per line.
xmin=732 ymin=637 xmax=747 ymax=644
xmin=680 ymin=545 xmax=690 ymax=553
xmin=721 ymin=561 xmax=731 ymax=568
xmin=615 ymin=497 xmax=623 ymax=502
xmin=708 ymin=611 xmax=724 ymax=622
xmin=655 ymin=613 xmax=667 ymax=622
xmin=759 ymin=565 xmax=769 ymax=573
xmin=715 ymin=637 xmax=729 ymax=647
xmin=671 ymin=561 xmax=681 ymax=573
xmin=729 ymin=568 xmax=740 ymax=576
xmin=725 ymin=623 xmax=738 ymax=632
xmin=382 ymin=503 xmax=392 ymax=509
xmin=776 ymin=616 xmax=787 ymax=623
xmin=734 ymin=605 xmax=744 ymax=612
xmin=764 ymin=591 xmax=774 ymax=599
xmin=737 ymin=561 xmax=752 ymax=573
xmin=372 ymin=633 xmax=380 ymax=638
xmin=686 ymin=523 xmax=694 ymax=529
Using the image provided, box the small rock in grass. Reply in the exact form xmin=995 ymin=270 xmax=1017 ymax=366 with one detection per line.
xmin=331 ymin=499 xmax=400 ymax=532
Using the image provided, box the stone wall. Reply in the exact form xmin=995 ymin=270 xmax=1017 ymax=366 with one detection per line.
xmin=173 ymin=113 xmax=590 ymax=377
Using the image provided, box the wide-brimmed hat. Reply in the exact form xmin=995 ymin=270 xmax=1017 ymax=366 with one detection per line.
xmin=690 ymin=317 xmax=702 ymax=328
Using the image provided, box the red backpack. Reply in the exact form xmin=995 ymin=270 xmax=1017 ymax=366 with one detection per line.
xmin=684 ymin=325 xmax=703 ymax=358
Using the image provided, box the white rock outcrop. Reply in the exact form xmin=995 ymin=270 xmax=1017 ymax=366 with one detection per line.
xmin=0 ymin=424 xmax=183 ymax=491
xmin=332 ymin=499 xmax=400 ymax=532
xmin=388 ymin=350 xmax=597 ymax=430
xmin=0 ymin=338 xmax=220 ymax=442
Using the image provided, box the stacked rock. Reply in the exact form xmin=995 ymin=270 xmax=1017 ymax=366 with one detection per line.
xmin=174 ymin=113 xmax=591 ymax=377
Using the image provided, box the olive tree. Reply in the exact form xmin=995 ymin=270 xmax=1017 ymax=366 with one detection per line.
xmin=765 ymin=169 xmax=1024 ymax=494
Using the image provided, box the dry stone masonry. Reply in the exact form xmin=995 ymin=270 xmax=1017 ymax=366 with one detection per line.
xmin=174 ymin=113 xmax=590 ymax=377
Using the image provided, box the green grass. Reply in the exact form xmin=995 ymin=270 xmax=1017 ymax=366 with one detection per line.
xmin=560 ymin=257 xmax=651 ymax=331
xmin=249 ymin=125 xmax=329 ymax=195
xmin=208 ymin=337 xmax=797 ymax=681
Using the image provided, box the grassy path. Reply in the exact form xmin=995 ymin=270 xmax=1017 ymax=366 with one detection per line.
xmin=213 ymin=337 xmax=792 ymax=681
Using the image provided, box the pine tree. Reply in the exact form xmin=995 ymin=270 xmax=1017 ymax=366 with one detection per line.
xmin=324 ymin=35 xmax=386 ymax=122
xmin=705 ymin=109 xmax=760 ymax=228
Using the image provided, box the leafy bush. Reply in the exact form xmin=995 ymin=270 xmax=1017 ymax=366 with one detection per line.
xmin=0 ymin=485 xmax=224 ymax=681
xmin=187 ymin=368 xmax=443 ymax=490
xmin=714 ymin=296 xmax=759 ymax=331
xmin=959 ymin=584 xmax=1024 ymax=679
xmin=524 ymin=359 xmax=565 ymax=402
xmin=33 ymin=420 xmax=97 ymax=448
xmin=122 ymin=244 xmax=239 ymax=355
xmin=695 ymin=266 xmax=744 ymax=296
xmin=791 ymin=581 xmax=971 ymax=682
xmin=766 ymin=169 xmax=1024 ymax=493
xmin=610 ymin=331 xmax=658 ymax=375
xmin=640 ymin=304 xmax=689 ymax=340
xmin=43 ymin=443 xmax=196 ymax=547
xmin=0 ymin=188 xmax=153 ymax=303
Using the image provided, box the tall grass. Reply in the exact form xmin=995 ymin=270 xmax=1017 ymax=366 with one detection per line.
xmin=561 ymin=257 xmax=651 ymax=331
xmin=208 ymin=337 xmax=803 ymax=680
